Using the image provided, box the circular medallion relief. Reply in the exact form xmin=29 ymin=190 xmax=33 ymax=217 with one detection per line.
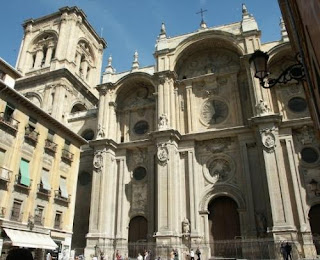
xmin=201 ymin=99 xmax=228 ymax=125
xmin=288 ymin=97 xmax=307 ymax=113
xmin=134 ymin=120 xmax=149 ymax=135
xmin=203 ymin=154 xmax=234 ymax=184
xmin=301 ymin=147 xmax=319 ymax=164
xmin=133 ymin=167 xmax=147 ymax=181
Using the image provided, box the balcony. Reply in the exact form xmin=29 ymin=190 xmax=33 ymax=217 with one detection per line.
xmin=14 ymin=174 xmax=32 ymax=192
xmin=54 ymin=220 xmax=63 ymax=230
xmin=0 ymin=112 xmax=19 ymax=134
xmin=37 ymin=183 xmax=51 ymax=198
xmin=44 ymin=139 xmax=57 ymax=155
xmin=54 ymin=190 xmax=70 ymax=204
xmin=61 ymin=149 xmax=74 ymax=163
xmin=24 ymin=126 xmax=39 ymax=145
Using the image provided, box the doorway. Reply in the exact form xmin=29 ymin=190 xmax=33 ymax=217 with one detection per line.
xmin=128 ymin=216 xmax=148 ymax=257
xmin=309 ymin=204 xmax=320 ymax=254
xmin=208 ymin=196 xmax=241 ymax=257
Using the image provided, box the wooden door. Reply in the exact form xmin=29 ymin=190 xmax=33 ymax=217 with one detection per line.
xmin=208 ymin=196 xmax=241 ymax=257
xmin=309 ymin=204 xmax=320 ymax=254
xmin=128 ymin=216 xmax=148 ymax=257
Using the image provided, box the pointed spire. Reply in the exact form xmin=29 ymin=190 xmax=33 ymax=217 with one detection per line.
xmin=160 ymin=23 xmax=166 ymax=35
xmin=241 ymin=3 xmax=258 ymax=32
xmin=104 ymin=55 xmax=114 ymax=74
xmin=280 ymin=17 xmax=289 ymax=42
xmin=131 ymin=50 xmax=139 ymax=71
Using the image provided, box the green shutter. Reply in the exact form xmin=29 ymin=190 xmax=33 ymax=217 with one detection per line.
xmin=19 ymin=159 xmax=30 ymax=186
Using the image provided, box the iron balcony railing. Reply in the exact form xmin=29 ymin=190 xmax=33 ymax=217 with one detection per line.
xmin=54 ymin=190 xmax=70 ymax=203
xmin=25 ymin=126 xmax=39 ymax=143
xmin=37 ymin=183 xmax=51 ymax=197
xmin=44 ymin=139 xmax=57 ymax=153
xmin=61 ymin=149 xmax=74 ymax=162
xmin=14 ymin=174 xmax=32 ymax=189
xmin=0 ymin=112 xmax=19 ymax=130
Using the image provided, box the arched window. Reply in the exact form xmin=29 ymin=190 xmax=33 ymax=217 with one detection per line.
xmin=71 ymin=104 xmax=87 ymax=113
xmin=81 ymin=129 xmax=94 ymax=141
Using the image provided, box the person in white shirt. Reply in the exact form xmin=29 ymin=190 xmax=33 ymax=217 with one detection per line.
xmin=190 ymin=249 xmax=195 ymax=260
xmin=137 ymin=253 xmax=143 ymax=260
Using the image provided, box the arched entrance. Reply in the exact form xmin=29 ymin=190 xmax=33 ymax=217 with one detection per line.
xmin=208 ymin=196 xmax=241 ymax=257
xmin=309 ymin=204 xmax=320 ymax=254
xmin=128 ymin=216 xmax=148 ymax=257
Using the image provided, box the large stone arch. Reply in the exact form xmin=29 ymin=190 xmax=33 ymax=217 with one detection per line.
xmin=199 ymin=184 xmax=246 ymax=212
xmin=173 ymin=31 xmax=245 ymax=79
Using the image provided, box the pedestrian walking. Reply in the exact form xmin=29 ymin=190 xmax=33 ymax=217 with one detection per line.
xmin=280 ymin=242 xmax=287 ymax=260
xmin=195 ymin=247 xmax=201 ymax=260
xmin=285 ymin=242 xmax=292 ymax=260
xmin=190 ymin=249 xmax=195 ymax=260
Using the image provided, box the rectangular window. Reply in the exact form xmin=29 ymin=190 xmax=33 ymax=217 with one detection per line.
xmin=4 ymin=103 xmax=15 ymax=121
xmin=0 ymin=70 xmax=5 ymax=80
xmin=59 ymin=177 xmax=68 ymax=199
xmin=11 ymin=200 xmax=22 ymax=221
xmin=34 ymin=205 xmax=44 ymax=225
xmin=19 ymin=159 xmax=30 ymax=186
xmin=54 ymin=211 xmax=62 ymax=229
xmin=47 ymin=130 xmax=55 ymax=142
xmin=41 ymin=168 xmax=51 ymax=191
xmin=0 ymin=149 xmax=5 ymax=166
xmin=64 ymin=140 xmax=71 ymax=151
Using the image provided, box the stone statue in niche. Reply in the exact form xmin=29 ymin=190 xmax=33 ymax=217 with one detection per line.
xmin=158 ymin=113 xmax=168 ymax=130
xmin=182 ymin=217 xmax=190 ymax=234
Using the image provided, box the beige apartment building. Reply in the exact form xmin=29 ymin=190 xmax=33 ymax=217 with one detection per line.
xmin=0 ymin=4 xmax=320 ymax=260
xmin=0 ymin=58 xmax=86 ymax=259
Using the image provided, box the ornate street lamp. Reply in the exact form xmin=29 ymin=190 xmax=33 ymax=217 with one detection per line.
xmin=249 ymin=50 xmax=305 ymax=88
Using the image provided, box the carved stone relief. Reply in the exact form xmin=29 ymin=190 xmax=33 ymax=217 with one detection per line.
xmin=158 ymin=113 xmax=168 ymax=130
xmin=131 ymin=183 xmax=148 ymax=211
xmin=203 ymin=154 xmax=235 ymax=184
xmin=260 ymin=127 xmax=277 ymax=152
xmin=197 ymin=138 xmax=233 ymax=154
xmin=294 ymin=125 xmax=315 ymax=146
xmin=157 ymin=143 xmax=169 ymax=165
xmin=93 ymin=150 xmax=104 ymax=173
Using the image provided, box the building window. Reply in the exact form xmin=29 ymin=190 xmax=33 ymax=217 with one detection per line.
xmin=301 ymin=147 xmax=319 ymax=164
xmin=18 ymin=159 xmax=31 ymax=187
xmin=34 ymin=206 xmax=44 ymax=225
xmin=81 ymin=129 xmax=94 ymax=141
xmin=288 ymin=97 xmax=307 ymax=113
xmin=0 ymin=70 xmax=5 ymax=80
xmin=54 ymin=211 xmax=62 ymax=229
xmin=10 ymin=200 xmax=22 ymax=221
xmin=133 ymin=167 xmax=147 ymax=181
xmin=133 ymin=121 xmax=149 ymax=135
xmin=4 ymin=103 xmax=15 ymax=121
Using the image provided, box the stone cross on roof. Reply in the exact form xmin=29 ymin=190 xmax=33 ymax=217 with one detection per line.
xmin=197 ymin=8 xmax=208 ymax=29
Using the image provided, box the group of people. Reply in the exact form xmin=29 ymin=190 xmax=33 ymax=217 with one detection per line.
xmin=280 ymin=242 xmax=293 ymax=260
xmin=136 ymin=250 xmax=152 ymax=260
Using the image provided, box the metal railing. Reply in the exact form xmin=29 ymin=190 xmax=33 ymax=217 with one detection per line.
xmin=14 ymin=174 xmax=32 ymax=189
xmin=61 ymin=149 xmax=74 ymax=162
xmin=54 ymin=190 xmax=70 ymax=203
xmin=0 ymin=112 xmax=19 ymax=130
xmin=10 ymin=211 xmax=23 ymax=222
xmin=37 ymin=183 xmax=51 ymax=196
xmin=45 ymin=139 xmax=57 ymax=153
xmin=25 ymin=126 xmax=39 ymax=143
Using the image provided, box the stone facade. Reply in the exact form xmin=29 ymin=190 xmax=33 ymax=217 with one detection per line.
xmin=3 ymin=4 xmax=320 ymax=260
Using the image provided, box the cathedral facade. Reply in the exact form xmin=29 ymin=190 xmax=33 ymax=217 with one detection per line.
xmin=10 ymin=5 xmax=320 ymax=259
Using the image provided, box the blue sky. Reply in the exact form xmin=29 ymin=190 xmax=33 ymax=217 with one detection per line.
xmin=0 ymin=0 xmax=282 ymax=73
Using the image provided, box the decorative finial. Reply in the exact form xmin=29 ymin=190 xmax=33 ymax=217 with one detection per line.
xmin=105 ymin=55 xmax=114 ymax=74
xmin=242 ymin=3 xmax=248 ymax=15
xmin=160 ymin=22 xmax=166 ymax=35
xmin=131 ymin=50 xmax=139 ymax=71
xmin=196 ymin=8 xmax=208 ymax=29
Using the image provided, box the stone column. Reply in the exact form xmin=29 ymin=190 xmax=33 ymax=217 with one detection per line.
xmin=187 ymin=148 xmax=200 ymax=237
xmin=123 ymin=111 xmax=130 ymax=142
xmin=108 ymin=102 xmax=117 ymax=140
xmin=17 ymin=22 xmax=33 ymax=73
xmin=51 ymin=83 xmax=66 ymax=121
xmin=238 ymin=136 xmax=258 ymax=237
xmin=185 ymin=83 xmax=193 ymax=133
xmin=80 ymin=60 xmax=89 ymax=79
xmin=281 ymin=136 xmax=316 ymax=258
xmin=147 ymin=146 xmax=156 ymax=240
xmin=115 ymin=156 xmax=126 ymax=240
xmin=55 ymin=12 xmax=68 ymax=61
xmin=44 ymin=44 xmax=54 ymax=67
xmin=34 ymin=48 xmax=44 ymax=69
xmin=252 ymin=116 xmax=296 ymax=240
xmin=75 ymin=52 xmax=82 ymax=72
xmin=96 ymin=86 xmax=107 ymax=139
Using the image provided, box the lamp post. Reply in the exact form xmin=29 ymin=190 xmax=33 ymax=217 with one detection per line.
xmin=249 ymin=50 xmax=305 ymax=88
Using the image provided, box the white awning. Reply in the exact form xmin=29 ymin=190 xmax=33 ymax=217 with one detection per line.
xmin=4 ymin=228 xmax=58 ymax=250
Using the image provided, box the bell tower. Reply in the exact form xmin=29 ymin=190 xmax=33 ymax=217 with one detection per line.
xmin=15 ymin=6 xmax=107 ymax=122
